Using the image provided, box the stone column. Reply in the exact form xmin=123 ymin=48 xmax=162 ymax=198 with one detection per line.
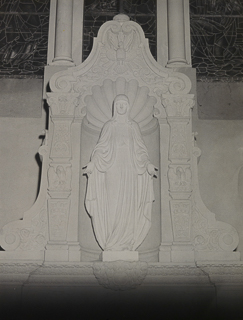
xmin=167 ymin=0 xmax=187 ymax=66
xmin=52 ymin=0 xmax=74 ymax=65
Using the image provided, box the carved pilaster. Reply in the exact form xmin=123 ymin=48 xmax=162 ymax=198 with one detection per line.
xmin=162 ymin=93 xmax=195 ymax=261
xmin=45 ymin=93 xmax=79 ymax=261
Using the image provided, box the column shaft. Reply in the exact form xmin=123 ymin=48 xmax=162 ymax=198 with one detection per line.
xmin=53 ymin=0 xmax=74 ymax=65
xmin=167 ymin=0 xmax=187 ymax=66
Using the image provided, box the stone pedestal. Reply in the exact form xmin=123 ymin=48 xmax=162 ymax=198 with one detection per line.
xmin=102 ymin=251 xmax=139 ymax=262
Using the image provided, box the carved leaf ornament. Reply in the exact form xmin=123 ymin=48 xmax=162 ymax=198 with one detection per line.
xmin=93 ymin=261 xmax=148 ymax=291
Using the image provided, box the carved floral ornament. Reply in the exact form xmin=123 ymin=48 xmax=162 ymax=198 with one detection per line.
xmin=93 ymin=261 xmax=148 ymax=291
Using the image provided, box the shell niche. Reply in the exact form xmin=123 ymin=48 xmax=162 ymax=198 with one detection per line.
xmin=83 ymin=77 xmax=158 ymax=133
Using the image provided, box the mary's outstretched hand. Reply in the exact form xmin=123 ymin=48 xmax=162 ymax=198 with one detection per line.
xmin=147 ymin=163 xmax=158 ymax=178
xmin=83 ymin=162 xmax=95 ymax=176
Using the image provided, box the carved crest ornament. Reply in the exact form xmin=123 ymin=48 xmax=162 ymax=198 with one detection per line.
xmin=0 ymin=14 xmax=240 ymax=271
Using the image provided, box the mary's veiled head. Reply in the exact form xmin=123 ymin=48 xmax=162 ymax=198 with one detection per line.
xmin=112 ymin=94 xmax=130 ymax=120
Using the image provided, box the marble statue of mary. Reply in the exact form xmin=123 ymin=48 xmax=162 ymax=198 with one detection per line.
xmin=84 ymin=94 xmax=157 ymax=252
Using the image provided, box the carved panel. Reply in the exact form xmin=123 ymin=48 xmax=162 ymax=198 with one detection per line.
xmin=171 ymin=200 xmax=192 ymax=242
xmin=48 ymin=164 xmax=72 ymax=198
xmin=169 ymin=122 xmax=190 ymax=161
xmin=168 ymin=165 xmax=192 ymax=193
xmin=93 ymin=261 xmax=148 ymax=291
xmin=47 ymin=200 xmax=70 ymax=241
xmin=50 ymin=121 xmax=72 ymax=159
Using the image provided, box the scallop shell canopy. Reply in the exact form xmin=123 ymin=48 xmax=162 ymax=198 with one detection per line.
xmin=84 ymin=77 xmax=157 ymax=132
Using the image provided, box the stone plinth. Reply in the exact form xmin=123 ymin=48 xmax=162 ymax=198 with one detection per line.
xmin=102 ymin=251 xmax=139 ymax=262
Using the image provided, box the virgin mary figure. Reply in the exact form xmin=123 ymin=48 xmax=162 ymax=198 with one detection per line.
xmin=84 ymin=94 xmax=157 ymax=251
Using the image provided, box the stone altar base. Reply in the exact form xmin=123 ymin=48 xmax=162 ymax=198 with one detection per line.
xmin=1 ymin=261 xmax=243 ymax=320
xmin=102 ymin=250 xmax=139 ymax=261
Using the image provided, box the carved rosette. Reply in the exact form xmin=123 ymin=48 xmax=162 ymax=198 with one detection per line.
xmin=93 ymin=261 xmax=148 ymax=291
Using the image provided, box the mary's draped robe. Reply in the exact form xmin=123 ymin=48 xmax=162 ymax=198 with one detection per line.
xmin=85 ymin=119 xmax=154 ymax=251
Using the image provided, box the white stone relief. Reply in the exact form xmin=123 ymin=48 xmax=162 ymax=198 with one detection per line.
xmin=0 ymin=12 xmax=240 ymax=267
xmin=93 ymin=261 xmax=148 ymax=290
xmin=163 ymin=94 xmax=194 ymax=117
xmin=48 ymin=199 xmax=70 ymax=241
xmin=168 ymin=165 xmax=192 ymax=193
xmin=169 ymin=122 xmax=189 ymax=161
xmin=47 ymin=93 xmax=79 ymax=116
xmin=49 ymin=14 xmax=192 ymax=103
xmin=50 ymin=122 xmax=71 ymax=158
xmin=170 ymin=200 xmax=191 ymax=241
xmin=193 ymin=207 xmax=239 ymax=252
xmin=48 ymin=164 xmax=72 ymax=197
xmin=84 ymin=95 xmax=157 ymax=252
xmin=83 ymin=77 xmax=157 ymax=132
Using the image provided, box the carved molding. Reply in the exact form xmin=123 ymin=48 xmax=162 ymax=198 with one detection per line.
xmin=93 ymin=261 xmax=148 ymax=291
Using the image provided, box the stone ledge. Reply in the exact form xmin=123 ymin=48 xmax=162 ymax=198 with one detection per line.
xmin=0 ymin=261 xmax=243 ymax=287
